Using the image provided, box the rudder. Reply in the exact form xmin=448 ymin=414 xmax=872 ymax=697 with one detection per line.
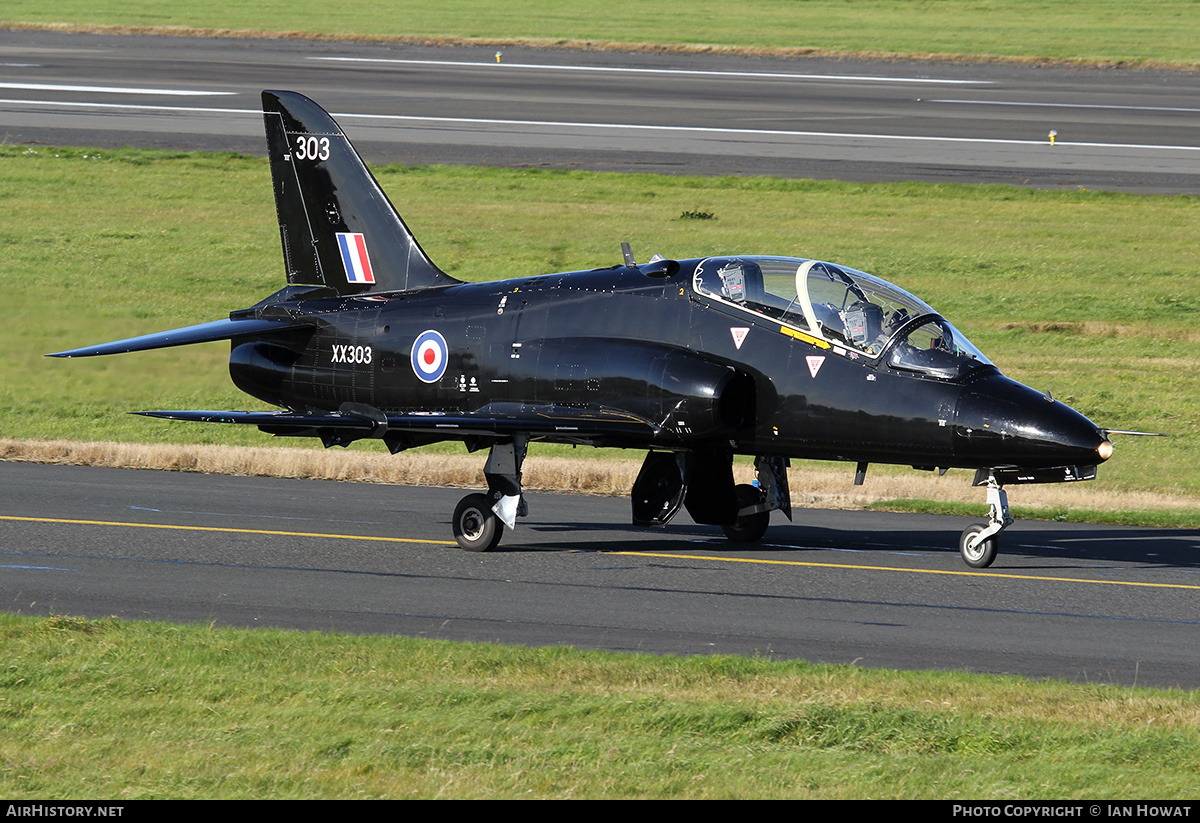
xmin=262 ymin=90 xmax=460 ymax=295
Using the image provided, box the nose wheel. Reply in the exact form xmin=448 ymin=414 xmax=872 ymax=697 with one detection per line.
xmin=959 ymin=472 xmax=1012 ymax=568
xmin=959 ymin=523 xmax=999 ymax=568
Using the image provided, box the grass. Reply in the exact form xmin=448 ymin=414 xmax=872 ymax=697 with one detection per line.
xmin=3 ymin=613 xmax=1200 ymax=799
xmin=869 ymin=498 xmax=1200 ymax=530
xmin=6 ymin=1 xmax=1200 ymax=69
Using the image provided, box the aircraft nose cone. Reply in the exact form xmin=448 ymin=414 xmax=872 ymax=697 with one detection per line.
xmin=954 ymin=375 xmax=1110 ymax=468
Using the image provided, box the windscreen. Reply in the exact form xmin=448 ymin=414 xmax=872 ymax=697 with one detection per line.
xmin=693 ymin=255 xmax=992 ymax=379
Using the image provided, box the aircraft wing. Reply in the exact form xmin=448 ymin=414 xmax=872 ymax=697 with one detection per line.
xmin=135 ymin=404 xmax=659 ymax=442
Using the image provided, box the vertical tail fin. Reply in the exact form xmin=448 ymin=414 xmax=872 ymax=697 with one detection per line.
xmin=261 ymin=90 xmax=460 ymax=295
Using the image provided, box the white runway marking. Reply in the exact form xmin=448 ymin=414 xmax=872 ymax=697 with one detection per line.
xmin=932 ymin=98 xmax=1200 ymax=114
xmin=4 ymin=97 xmax=1197 ymax=156
xmin=312 ymin=56 xmax=992 ymax=85
xmin=0 ymin=82 xmax=234 ymax=96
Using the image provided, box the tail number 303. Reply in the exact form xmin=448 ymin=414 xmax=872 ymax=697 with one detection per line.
xmin=294 ymin=135 xmax=331 ymax=161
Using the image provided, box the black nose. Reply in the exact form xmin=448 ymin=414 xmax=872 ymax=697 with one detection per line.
xmin=954 ymin=374 xmax=1109 ymax=469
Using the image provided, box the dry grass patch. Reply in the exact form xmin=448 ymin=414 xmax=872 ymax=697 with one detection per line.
xmin=4 ymin=438 xmax=1198 ymax=517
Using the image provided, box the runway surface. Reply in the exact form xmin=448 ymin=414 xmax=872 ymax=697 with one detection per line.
xmin=2 ymin=30 xmax=1199 ymax=193
xmin=3 ymin=462 xmax=1199 ymax=688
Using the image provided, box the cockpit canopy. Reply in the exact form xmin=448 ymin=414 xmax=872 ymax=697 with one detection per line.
xmin=692 ymin=256 xmax=992 ymax=380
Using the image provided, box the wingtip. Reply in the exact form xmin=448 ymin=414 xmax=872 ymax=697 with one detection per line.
xmin=46 ymin=347 xmax=96 ymax=358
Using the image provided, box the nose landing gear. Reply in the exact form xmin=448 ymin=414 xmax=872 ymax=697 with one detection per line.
xmin=959 ymin=472 xmax=1012 ymax=568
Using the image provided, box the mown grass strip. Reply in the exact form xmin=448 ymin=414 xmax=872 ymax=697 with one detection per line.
xmin=2 ymin=613 xmax=1200 ymax=799
xmin=869 ymin=500 xmax=1200 ymax=530
xmin=5 ymin=1 xmax=1200 ymax=68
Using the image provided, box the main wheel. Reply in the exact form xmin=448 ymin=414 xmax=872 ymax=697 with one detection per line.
xmin=453 ymin=493 xmax=503 ymax=552
xmin=959 ymin=523 xmax=998 ymax=568
xmin=721 ymin=484 xmax=770 ymax=543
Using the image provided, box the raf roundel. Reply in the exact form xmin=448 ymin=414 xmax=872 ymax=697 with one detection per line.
xmin=411 ymin=329 xmax=449 ymax=383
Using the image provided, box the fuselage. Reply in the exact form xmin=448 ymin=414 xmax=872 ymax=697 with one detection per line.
xmin=228 ymin=256 xmax=1109 ymax=474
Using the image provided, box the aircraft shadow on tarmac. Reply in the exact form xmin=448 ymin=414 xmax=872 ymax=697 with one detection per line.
xmin=509 ymin=518 xmax=1200 ymax=570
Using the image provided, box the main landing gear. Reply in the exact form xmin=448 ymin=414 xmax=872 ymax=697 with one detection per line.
xmin=722 ymin=484 xmax=771 ymax=543
xmin=630 ymin=451 xmax=791 ymax=543
xmin=958 ymin=472 xmax=1013 ymax=568
xmin=452 ymin=493 xmax=503 ymax=552
xmin=721 ymin=456 xmax=791 ymax=542
xmin=450 ymin=445 xmax=795 ymax=552
xmin=448 ymin=444 xmax=1015 ymax=565
xmin=727 ymin=456 xmax=791 ymax=543
xmin=452 ymin=436 xmax=528 ymax=552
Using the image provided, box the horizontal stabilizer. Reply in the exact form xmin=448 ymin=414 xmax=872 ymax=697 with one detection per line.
xmin=47 ymin=317 xmax=311 ymax=358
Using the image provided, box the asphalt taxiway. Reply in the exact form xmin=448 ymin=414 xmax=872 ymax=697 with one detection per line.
xmin=3 ymin=461 xmax=1198 ymax=688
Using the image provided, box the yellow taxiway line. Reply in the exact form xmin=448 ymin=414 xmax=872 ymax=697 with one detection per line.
xmin=612 ymin=551 xmax=1200 ymax=590
xmin=0 ymin=514 xmax=455 ymax=546
xmin=5 ymin=514 xmax=1199 ymax=591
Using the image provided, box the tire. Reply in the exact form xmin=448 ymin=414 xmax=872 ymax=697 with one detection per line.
xmin=721 ymin=483 xmax=770 ymax=543
xmin=453 ymin=493 xmax=503 ymax=552
xmin=959 ymin=523 xmax=998 ymax=568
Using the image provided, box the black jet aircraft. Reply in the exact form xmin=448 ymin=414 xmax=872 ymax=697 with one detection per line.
xmin=51 ymin=90 xmax=1120 ymax=568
